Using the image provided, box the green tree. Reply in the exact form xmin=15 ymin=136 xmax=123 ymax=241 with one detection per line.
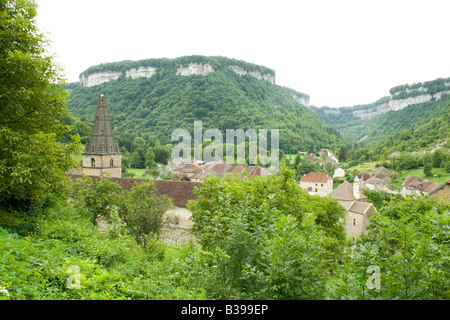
xmin=423 ymin=163 xmax=433 ymax=177
xmin=122 ymin=181 xmax=172 ymax=247
xmin=72 ymin=175 xmax=124 ymax=226
xmin=130 ymin=151 xmax=143 ymax=168
xmin=187 ymin=164 xmax=343 ymax=299
xmin=432 ymin=149 xmax=446 ymax=168
xmin=352 ymin=198 xmax=449 ymax=299
xmin=0 ymin=0 xmax=80 ymax=209
xmin=144 ymin=147 xmax=156 ymax=168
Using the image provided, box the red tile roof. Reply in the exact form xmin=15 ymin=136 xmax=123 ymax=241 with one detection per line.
xmin=300 ymin=172 xmax=332 ymax=183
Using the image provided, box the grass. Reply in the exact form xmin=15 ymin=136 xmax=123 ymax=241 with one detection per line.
xmin=396 ymin=167 xmax=449 ymax=184
xmin=126 ymin=168 xmax=152 ymax=178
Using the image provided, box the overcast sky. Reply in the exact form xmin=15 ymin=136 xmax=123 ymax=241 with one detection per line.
xmin=36 ymin=0 xmax=450 ymax=108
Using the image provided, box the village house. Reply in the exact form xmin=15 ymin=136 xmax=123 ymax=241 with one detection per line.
xmin=320 ymin=149 xmax=333 ymax=158
xmin=330 ymin=181 xmax=367 ymax=206
xmin=170 ymin=162 xmax=203 ymax=180
xmin=333 ymin=167 xmax=345 ymax=178
xmin=330 ymin=181 xmax=374 ymax=238
xmin=353 ymin=167 xmax=392 ymax=193
xmin=342 ymin=201 xmax=377 ymax=239
xmin=183 ymin=160 xmax=269 ymax=182
xmin=307 ymin=153 xmax=318 ymax=164
xmin=365 ymin=177 xmax=386 ymax=191
xmin=298 ymin=172 xmax=333 ymax=196
xmin=428 ymin=180 xmax=450 ymax=203
xmin=401 ymin=175 xmax=441 ymax=197
xmin=353 ymin=171 xmax=372 ymax=190
xmin=371 ymin=166 xmax=392 ymax=185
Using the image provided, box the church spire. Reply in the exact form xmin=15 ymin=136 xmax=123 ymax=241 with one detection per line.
xmin=83 ymin=92 xmax=120 ymax=155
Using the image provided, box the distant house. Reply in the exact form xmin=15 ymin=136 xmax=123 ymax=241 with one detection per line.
xmin=372 ymin=166 xmax=391 ymax=178
xmin=372 ymin=166 xmax=392 ymax=185
xmin=325 ymin=154 xmax=339 ymax=165
xmin=429 ymin=180 xmax=450 ymax=203
xmin=188 ymin=161 xmax=268 ymax=182
xmin=320 ymin=149 xmax=333 ymax=158
xmin=170 ymin=162 xmax=202 ymax=180
xmin=365 ymin=177 xmax=386 ymax=191
xmin=333 ymin=167 xmax=345 ymax=178
xmin=401 ymin=175 xmax=441 ymax=197
xmin=307 ymin=153 xmax=318 ymax=164
xmin=353 ymin=172 xmax=372 ymax=190
xmin=298 ymin=151 xmax=308 ymax=156
xmin=167 ymin=157 xmax=192 ymax=171
xmin=299 ymin=172 xmax=333 ymax=196
xmin=330 ymin=181 xmax=373 ymax=238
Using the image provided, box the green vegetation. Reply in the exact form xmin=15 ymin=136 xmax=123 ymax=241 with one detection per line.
xmin=1 ymin=0 xmax=449 ymax=302
xmin=67 ymin=56 xmax=343 ymax=156
xmin=310 ymin=97 xmax=390 ymax=142
xmin=389 ymin=77 xmax=450 ymax=99
xmin=1 ymin=167 xmax=448 ymax=300
xmin=0 ymin=0 xmax=80 ymax=210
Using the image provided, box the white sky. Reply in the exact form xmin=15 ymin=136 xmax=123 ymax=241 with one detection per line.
xmin=36 ymin=0 xmax=450 ymax=108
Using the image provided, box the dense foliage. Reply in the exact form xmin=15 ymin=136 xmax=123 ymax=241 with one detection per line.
xmin=0 ymin=0 xmax=80 ymax=210
xmin=1 ymin=0 xmax=448 ymax=302
xmin=352 ymin=95 xmax=450 ymax=163
xmin=2 ymin=169 xmax=448 ymax=300
xmin=310 ymin=96 xmax=390 ymax=142
xmin=67 ymin=56 xmax=343 ymax=156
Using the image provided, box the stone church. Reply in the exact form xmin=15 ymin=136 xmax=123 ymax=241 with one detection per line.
xmin=82 ymin=92 xmax=121 ymax=177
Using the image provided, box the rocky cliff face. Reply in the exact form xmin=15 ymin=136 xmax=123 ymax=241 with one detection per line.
xmin=79 ymin=60 xmax=276 ymax=87
xmin=289 ymin=91 xmax=310 ymax=107
xmin=320 ymin=79 xmax=450 ymax=120
xmin=228 ymin=65 xmax=275 ymax=84
xmin=80 ymin=71 xmax=122 ymax=87
xmin=388 ymin=81 xmax=450 ymax=111
xmin=176 ymin=63 xmax=214 ymax=76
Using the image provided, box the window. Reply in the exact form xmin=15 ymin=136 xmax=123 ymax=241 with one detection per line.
xmin=353 ymin=218 xmax=356 ymax=226
xmin=91 ymin=158 xmax=95 ymax=167
xmin=110 ymin=158 xmax=114 ymax=167
xmin=321 ymin=184 xmax=323 ymax=187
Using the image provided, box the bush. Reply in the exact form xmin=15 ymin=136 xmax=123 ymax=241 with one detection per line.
xmin=121 ymin=181 xmax=173 ymax=247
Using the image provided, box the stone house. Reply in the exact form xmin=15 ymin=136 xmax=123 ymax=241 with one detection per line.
xmin=401 ymin=175 xmax=441 ymax=197
xmin=342 ymin=201 xmax=377 ymax=239
xmin=365 ymin=177 xmax=386 ymax=191
xmin=333 ymin=167 xmax=345 ymax=178
xmin=298 ymin=172 xmax=333 ymax=196
xmin=429 ymin=180 xmax=450 ymax=203
xmin=330 ymin=181 xmax=374 ymax=238
xmin=353 ymin=171 xmax=372 ymax=190
xmin=371 ymin=166 xmax=392 ymax=185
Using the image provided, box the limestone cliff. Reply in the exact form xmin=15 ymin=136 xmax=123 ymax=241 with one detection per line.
xmin=318 ymin=77 xmax=450 ymax=120
xmin=79 ymin=56 xmax=276 ymax=88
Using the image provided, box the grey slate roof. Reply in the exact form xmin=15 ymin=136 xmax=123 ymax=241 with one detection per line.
xmin=83 ymin=93 xmax=120 ymax=155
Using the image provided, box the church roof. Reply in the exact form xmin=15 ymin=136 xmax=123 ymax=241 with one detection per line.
xmin=83 ymin=93 xmax=120 ymax=155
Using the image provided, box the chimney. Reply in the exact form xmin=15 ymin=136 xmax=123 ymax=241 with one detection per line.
xmin=353 ymin=180 xmax=360 ymax=200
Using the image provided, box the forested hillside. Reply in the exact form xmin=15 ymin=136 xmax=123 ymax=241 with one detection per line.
xmin=67 ymin=56 xmax=343 ymax=155
xmin=353 ymin=95 xmax=450 ymax=161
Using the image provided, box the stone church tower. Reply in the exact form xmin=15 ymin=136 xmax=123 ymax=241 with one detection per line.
xmin=82 ymin=92 xmax=121 ymax=177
